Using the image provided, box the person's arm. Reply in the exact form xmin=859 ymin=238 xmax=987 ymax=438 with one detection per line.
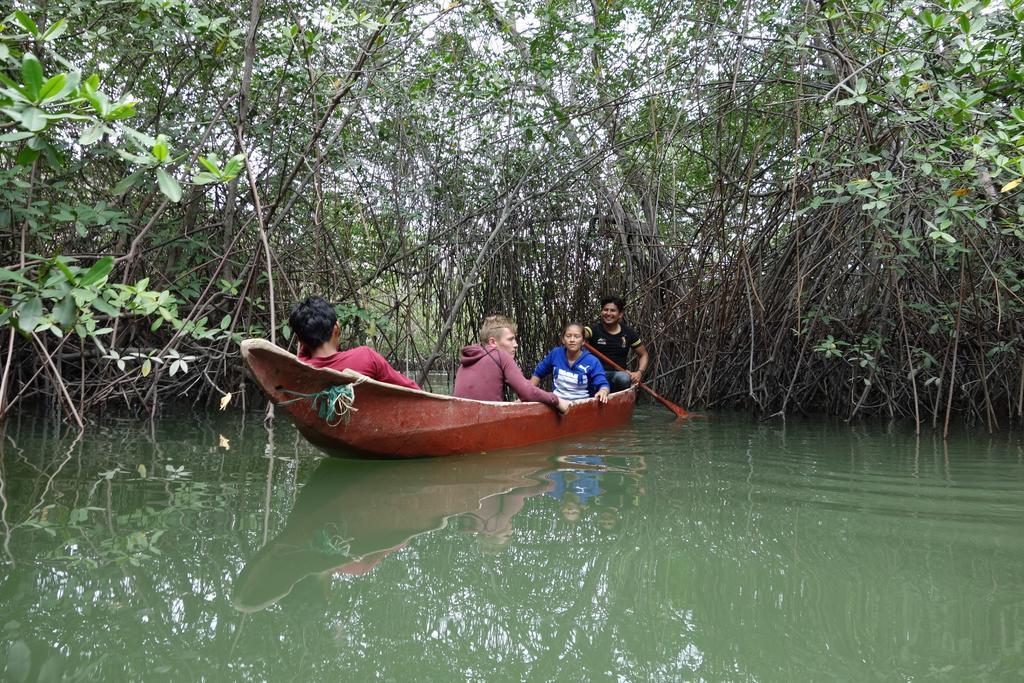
xmin=529 ymin=354 xmax=567 ymax=412
xmin=501 ymin=355 xmax=564 ymax=410
xmin=368 ymin=349 xmax=422 ymax=390
xmin=530 ymin=350 xmax=553 ymax=386
xmin=630 ymin=343 xmax=649 ymax=385
xmin=589 ymin=357 xmax=610 ymax=403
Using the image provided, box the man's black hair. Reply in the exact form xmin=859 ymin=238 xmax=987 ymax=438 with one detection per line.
xmin=600 ymin=295 xmax=626 ymax=311
xmin=289 ymin=296 xmax=337 ymax=348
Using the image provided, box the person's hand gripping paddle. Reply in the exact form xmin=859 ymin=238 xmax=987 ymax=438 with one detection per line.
xmin=584 ymin=342 xmax=690 ymax=418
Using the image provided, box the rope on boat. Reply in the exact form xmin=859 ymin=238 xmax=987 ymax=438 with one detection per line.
xmin=277 ymin=382 xmax=363 ymax=426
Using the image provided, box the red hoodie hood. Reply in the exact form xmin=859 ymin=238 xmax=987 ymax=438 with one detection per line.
xmin=459 ymin=344 xmax=497 ymax=368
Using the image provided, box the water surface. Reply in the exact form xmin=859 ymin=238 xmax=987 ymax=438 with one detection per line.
xmin=1 ymin=409 xmax=1022 ymax=680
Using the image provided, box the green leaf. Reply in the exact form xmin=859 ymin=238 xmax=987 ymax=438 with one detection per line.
xmin=152 ymin=137 xmax=169 ymax=163
xmin=222 ymin=154 xmax=246 ymax=178
xmin=112 ymin=170 xmax=144 ymax=195
xmin=115 ymin=149 xmax=155 ymax=166
xmin=1 ymin=108 xmax=24 ymax=126
xmin=79 ymin=123 xmax=107 ymax=146
xmin=42 ymin=18 xmax=68 ymax=41
xmin=0 ymin=131 xmax=35 ymax=142
xmin=106 ymin=102 xmax=136 ymax=121
xmin=0 ymin=267 xmax=34 ymax=287
xmin=52 ymin=294 xmax=76 ymax=328
xmin=21 ymin=54 xmax=44 ymax=100
xmin=963 ymin=92 xmax=985 ymax=108
xmin=123 ymin=126 xmax=155 ymax=147
xmin=16 ymin=296 xmax=44 ymax=332
xmin=91 ymin=297 xmax=120 ymax=317
xmin=156 ymin=168 xmax=182 ymax=202
xmin=81 ymin=85 xmax=108 ymax=116
xmin=52 ymin=258 xmax=76 ymax=282
xmin=44 ymin=71 xmax=79 ymax=103
xmin=20 ymin=107 xmax=47 ymax=132
xmin=14 ymin=146 xmax=40 ymax=166
xmin=79 ymin=256 xmax=114 ymax=287
xmin=37 ymin=74 xmax=67 ymax=102
xmin=14 ymin=11 xmax=40 ymax=36
xmin=191 ymin=171 xmax=220 ymax=185
xmin=198 ymin=155 xmax=220 ymax=174
xmin=929 ymin=230 xmax=957 ymax=244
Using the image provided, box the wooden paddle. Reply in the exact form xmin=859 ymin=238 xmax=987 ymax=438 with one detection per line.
xmin=584 ymin=342 xmax=690 ymax=418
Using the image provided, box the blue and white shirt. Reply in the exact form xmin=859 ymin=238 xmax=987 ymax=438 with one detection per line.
xmin=532 ymin=347 xmax=609 ymax=400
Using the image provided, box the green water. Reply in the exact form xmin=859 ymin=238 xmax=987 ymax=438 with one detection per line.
xmin=1 ymin=408 xmax=1022 ymax=681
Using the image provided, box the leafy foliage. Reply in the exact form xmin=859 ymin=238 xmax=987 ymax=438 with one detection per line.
xmin=0 ymin=0 xmax=1022 ymax=424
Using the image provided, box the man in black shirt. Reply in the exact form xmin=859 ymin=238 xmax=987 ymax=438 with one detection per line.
xmin=583 ymin=296 xmax=649 ymax=392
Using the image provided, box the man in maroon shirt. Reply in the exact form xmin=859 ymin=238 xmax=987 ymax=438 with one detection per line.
xmin=289 ymin=296 xmax=420 ymax=390
xmin=453 ymin=315 xmax=568 ymax=414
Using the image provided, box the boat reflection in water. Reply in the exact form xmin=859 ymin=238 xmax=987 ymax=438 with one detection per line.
xmin=233 ymin=447 xmax=645 ymax=612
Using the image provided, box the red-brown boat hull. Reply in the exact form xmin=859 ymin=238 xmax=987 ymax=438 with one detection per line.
xmin=241 ymin=339 xmax=636 ymax=458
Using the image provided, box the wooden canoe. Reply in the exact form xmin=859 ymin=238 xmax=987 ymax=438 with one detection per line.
xmin=241 ymin=338 xmax=636 ymax=458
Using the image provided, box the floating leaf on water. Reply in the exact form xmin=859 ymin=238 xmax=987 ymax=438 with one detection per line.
xmin=218 ymin=435 xmax=230 ymax=450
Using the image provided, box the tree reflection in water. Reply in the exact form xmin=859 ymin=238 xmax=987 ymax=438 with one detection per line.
xmin=0 ymin=416 xmax=649 ymax=680
xmin=5 ymin=415 xmax=1021 ymax=679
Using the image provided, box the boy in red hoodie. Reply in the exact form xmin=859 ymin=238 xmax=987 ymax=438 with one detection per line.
xmin=453 ymin=315 xmax=568 ymax=414
xmin=289 ymin=296 xmax=420 ymax=390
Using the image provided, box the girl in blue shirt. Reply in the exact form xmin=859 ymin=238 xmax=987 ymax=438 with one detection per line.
xmin=530 ymin=323 xmax=610 ymax=402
